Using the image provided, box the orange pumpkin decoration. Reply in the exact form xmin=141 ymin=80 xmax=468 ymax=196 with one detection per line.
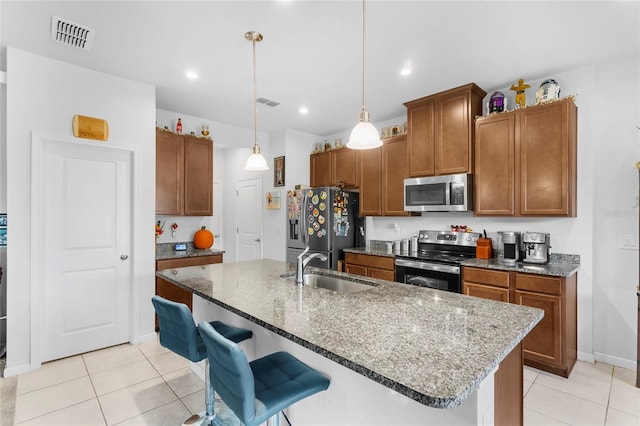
xmin=194 ymin=226 xmax=214 ymax=249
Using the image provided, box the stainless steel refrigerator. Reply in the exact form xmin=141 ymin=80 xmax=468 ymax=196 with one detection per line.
xmin=286 ymin=187 xmax=361 ymax=270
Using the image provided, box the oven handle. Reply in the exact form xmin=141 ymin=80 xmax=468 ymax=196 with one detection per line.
xmin=394 ymin=259 xmax=460 ymax=275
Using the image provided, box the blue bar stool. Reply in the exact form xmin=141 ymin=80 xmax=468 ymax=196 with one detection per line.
xmin=151 ymin=296 xmax=253 ymax=426
xmin=198 ymin=320 xmax=330 ymax=426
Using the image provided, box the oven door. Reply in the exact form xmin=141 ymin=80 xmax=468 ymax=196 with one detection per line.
xmin=394 ymin=258 xmax=462 ymax=293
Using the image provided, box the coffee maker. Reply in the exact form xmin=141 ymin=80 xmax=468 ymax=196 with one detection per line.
xmin=522 ymin=232 xmax=551 ymax=264
xmin=498 ymin=231 xmax=521 ymax=265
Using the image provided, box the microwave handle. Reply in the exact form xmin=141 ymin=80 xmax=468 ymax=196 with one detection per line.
xmin=446 ymin=181 xmax=451 ymax=206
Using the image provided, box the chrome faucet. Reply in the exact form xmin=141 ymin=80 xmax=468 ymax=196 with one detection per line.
xmin=296 ymin=246 xmax=328 ymax=284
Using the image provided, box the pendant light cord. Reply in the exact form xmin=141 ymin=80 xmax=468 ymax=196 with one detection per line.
xmin=361 ymin=0 xmax=366 ymax=111
xmin=252 ymin=37 xmax=258 ymax=149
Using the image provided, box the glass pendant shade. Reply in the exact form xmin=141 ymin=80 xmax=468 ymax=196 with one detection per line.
xmin=245 ymin=144 xmax=269 ymax=171
xmin=347 ymin=120 xmax=382 ymax=149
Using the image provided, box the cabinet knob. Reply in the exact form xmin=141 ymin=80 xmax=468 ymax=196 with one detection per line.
xmin=255 ymin=238 xmax=261 ymax=242
xmin=120 ymin=254 xmax=129 ymax=260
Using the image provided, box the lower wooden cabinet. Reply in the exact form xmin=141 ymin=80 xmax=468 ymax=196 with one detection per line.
xmin=462 ymin=266 xmax=577 ymax=377
xmin=155 ymin=253 xmax=223 ymax=330
xmin=344 ymin=252 xmax=395 ymax=281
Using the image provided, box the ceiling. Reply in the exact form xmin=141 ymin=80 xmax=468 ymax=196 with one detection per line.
xmin=1 ymin=1 xmax=638 ymax=137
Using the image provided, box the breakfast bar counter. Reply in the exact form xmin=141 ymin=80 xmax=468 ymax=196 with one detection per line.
xmin=156 ymin=259 xmax=543 ymax=424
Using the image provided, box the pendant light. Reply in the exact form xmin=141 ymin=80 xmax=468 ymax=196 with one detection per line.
xmin=347 ymin=0 xmax=382 ymax=150
xmin=244 ymin=31 xmax=269 ymax=171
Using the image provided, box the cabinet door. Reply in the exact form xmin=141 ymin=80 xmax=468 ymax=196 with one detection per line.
xmin=382 ymin=136 xmax=409 ymax=216
xmin=474 ymin=114 xmax=516 ymax=215
xmin=358 ymin=148 xmax=382 ymax=216
xmin=310 ymin=151 xmax=332 ymax=187
xmin=519 ymin=99 xmax=577 ymax=216
xmin=406 ymin=99 xmax=435 ymax=177
xmin=332 ymin=148 xmax=357 ymax=188
xmin=345 ymin=264 xmax=367 ymax=277
xmin=156 ymin=131 xmax=184 ymax=215
xmin=435 ymin=92 xmax=472 ymax=175
xmin=515 ymin=290 xmax=562 ymax=366
xmin=183 ymin=135 xmax=213 ymax=216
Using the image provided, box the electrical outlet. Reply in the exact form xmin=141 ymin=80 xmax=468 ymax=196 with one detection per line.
xmin=618 ymin=235 xmax=638 ymax=250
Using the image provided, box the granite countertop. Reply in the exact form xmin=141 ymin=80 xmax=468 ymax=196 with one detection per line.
xmin=156 ymin=242 xmax=225 ymax=260
xmin=343 ymin=246 xmax=397 ymax=258
xmin=345 ymin=246 xmax=580 ymax=278
xmin=461 ymin=253 xmax=580 ymax=277
xmin=156 ymin=259 xmax=542 ymax=409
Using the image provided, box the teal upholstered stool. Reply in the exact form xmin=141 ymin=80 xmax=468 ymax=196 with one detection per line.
xmin=198 ymin=320 xmax=330 ymax=426
xmin=151 ymin=296 xmax=252 ymax=425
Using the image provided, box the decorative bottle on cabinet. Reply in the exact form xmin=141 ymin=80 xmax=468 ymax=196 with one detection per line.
xmin=176 ymin=118 xmax=183 ymax=135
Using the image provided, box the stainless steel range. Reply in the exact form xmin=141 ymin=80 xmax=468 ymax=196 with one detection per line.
xmin=395 ymin=230 xmax=481 ymax=293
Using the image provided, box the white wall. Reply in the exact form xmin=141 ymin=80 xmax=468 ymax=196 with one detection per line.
xmin=4 ymin=48 xmax=157 ymax=375
xmin=262 ymin=128 xmax=319 ymax=262
xmin=356 ymin=58 xmax=639 ymax=368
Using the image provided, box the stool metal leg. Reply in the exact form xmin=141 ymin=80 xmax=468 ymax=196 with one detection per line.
xmin=266 ymin=412 xmax=280 ymax=426
xmin=204 ymin=359 xmax=216 ymax=425
xmin=181 ymin=360 xmax=216 ymax=426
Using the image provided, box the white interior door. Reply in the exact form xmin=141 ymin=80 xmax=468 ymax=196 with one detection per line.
xmin=236 ymin=177 xmax=262 ymax=261
xmin=39 ymin=140 xmax=132 ymax=362
xmin=213 ymin=181 xmax=223 ymax=250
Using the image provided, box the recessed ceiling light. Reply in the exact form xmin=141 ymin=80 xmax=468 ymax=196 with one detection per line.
xmin=299 ymin=106 xmax=309 ymax=115
xmin=400 ymin=67 xmax=412 ymax=76
xmin=185 ymin=70 xmax=198 ymax=80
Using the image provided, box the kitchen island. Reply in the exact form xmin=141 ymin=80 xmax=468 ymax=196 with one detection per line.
xmin=156 ymin=259 xmax=543 ymax=425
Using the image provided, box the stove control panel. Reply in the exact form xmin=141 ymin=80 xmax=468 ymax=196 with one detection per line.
xmin=417 ymin=230 xmax=481 ymax=247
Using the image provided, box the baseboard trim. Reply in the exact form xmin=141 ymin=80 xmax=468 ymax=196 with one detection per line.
xmin=135 ymin=332 xmax=157 ymax=345
xmin=577 ymin=351 xmax=595 ymax=363
xmin=593 ymin=351 xmax=636 ymax=370
xmin=3 ymin=363 xmax=32 ymax=378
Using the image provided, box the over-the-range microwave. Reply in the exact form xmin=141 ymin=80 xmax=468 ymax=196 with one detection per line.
xmin=404 ymin=173 xmax=472 ymax=212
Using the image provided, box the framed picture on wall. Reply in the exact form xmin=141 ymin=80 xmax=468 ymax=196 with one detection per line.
xmin=274 ymin=156 xmax=285 ymax=187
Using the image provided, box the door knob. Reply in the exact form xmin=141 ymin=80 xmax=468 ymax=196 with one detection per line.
xmin=120 ymin=254 xmax=129 ymax=260
xmin=255 ymin=238 xmax=261 ymax=242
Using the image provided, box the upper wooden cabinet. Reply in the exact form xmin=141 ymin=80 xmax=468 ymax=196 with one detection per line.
xmin=310 ymin=148 xmax=356 ymax=188
xmin=382 ymin=136 xmax=409 ymax=216
xmin=356 ymin=136 xmax=409 ymax=217
xmin=474 ymin=99 xmax=577 ymax=217
xmin=156 ymin=129 xmax=213 ymax=216
xmin=404 ymin=83 xmax=486 ymax=177
xmin=357 ymin=147 xmax=382 ymax=216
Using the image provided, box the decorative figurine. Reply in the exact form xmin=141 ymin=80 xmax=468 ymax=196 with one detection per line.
xmin=201 ymin=124 xmax=210 ymax=137
xmin=536 ymin=79 xmax=561 ymax=103
xmin=510 ymin=79 xmax=531 ymax=109
xmin=488 ymin=91 xmax=506 ymax=113
xmin=176 ymin=118 xmax=183 ymax=135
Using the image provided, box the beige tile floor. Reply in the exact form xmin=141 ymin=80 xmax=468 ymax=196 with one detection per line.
xmin=0 ymin=338 xmax=638 ymax=425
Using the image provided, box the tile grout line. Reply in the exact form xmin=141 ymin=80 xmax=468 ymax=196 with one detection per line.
xmin=82 ymin=351 xmax=109 ymax=426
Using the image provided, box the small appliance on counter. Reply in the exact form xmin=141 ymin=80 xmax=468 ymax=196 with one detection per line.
xmin=475 ymin=230 xmax=493 ymax=259
xmin=522 ymin=232 xmax=551 ymax=264
xmin=498 ymin=231 xmax=521 ymax=265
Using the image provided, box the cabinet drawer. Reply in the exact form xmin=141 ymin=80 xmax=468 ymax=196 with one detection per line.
xmin=515 ymin=273 xmax=562 ymax=295
xmin=156 ymin=254 xmax=223 ymax=270
xmin=345 ymin=253 xmax=394 ymax=271
xmin=463 ymin=267 xmax=510 ymax=288
xmin=368 ymin=268 xmax=395 ymax=281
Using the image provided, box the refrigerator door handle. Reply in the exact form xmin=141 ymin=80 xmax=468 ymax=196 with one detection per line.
xmin=301 ymin=191 xmax=308 ymax=247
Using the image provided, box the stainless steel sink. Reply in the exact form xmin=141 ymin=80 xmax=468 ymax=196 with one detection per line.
xmin=282 ymin=272 xmax=378 ymax=293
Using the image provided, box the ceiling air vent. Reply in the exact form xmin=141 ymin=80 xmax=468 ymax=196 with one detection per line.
xmin=51 ymin=16 xmax=95 ymax=51
xmin=257 ymin=97 xmax=280 ymax=108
